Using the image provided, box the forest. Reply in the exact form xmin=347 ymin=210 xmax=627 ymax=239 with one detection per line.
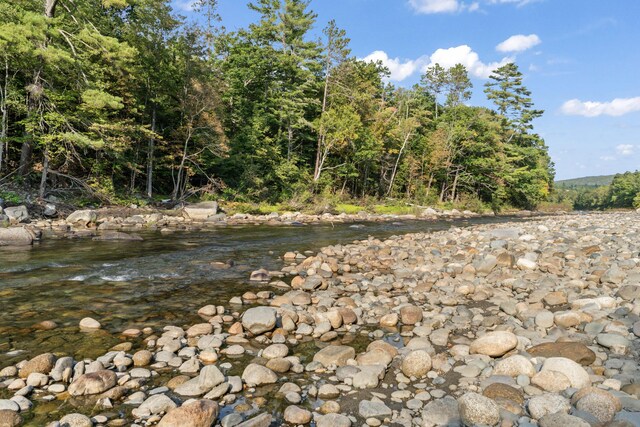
xmin=0 ymin=0 xmax=555 ymax=211
xmin=554 ymin=171 xmax=640 ymax=211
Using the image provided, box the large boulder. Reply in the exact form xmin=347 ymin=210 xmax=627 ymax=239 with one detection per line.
xmin=158 ymin=399 xmax=219 ymax=427
xmin=0 ymin=227 xmax=34 ymax=246
xmin=183 ymin=202 xmax=218 ymax=221
xmin=241 ymin=307 xmax=277 ymax=335
xmin=68 ymin=370 xmax=117 ymax=396
xmin=66 ymin=210 xmax=97 ymax=226
xmin=4 ymin=206 xmax=29 ymax=223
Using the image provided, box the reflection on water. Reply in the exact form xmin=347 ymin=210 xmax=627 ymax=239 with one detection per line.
xmin=0 ymin=216 xmax=522 ymax=364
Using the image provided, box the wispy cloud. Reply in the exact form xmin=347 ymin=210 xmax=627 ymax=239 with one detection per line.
xmin=616 ymin=144 xmax=635 ymax=156
xmin=561 ymin=97 xmax=640 ymax=117
xmin=408 ymin=0 xmax=539 ymax=14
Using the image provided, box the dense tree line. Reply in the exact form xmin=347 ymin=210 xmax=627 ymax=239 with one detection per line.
xmin=557 ymin=171 xmax=640 ymax=210
xmin=0 ymin=0 xmax=554 ymax=209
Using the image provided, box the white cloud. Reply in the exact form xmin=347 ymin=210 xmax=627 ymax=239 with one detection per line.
xmin=362 ymin=51 xmax=426 ymax=82
xmin=408 ymin=0 xmax=461 ymax=14
xmin=408 ymin=0 xmax=536 ymax=14
xmin=561 ymin=97 xmax=640 ymax=117
xmin=496 ymin=34 xmax=541 ymax=53
xmin=362 ymin=45 xmax=511 ymax=82
xmin=616 ymin=144 xmax=635 ymax=156
xmin=600 ymin=156 xmax=616 ymax=161
xmin=426 ymin=45 xmax=512 ymax=79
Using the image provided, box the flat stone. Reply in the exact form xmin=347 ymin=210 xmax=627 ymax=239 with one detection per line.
xmin=359 ymin=400 xmax=392 ymax=418
xmin=483 ymin=382 xmax=524 ymax=404
xmin=313 ymin=345 xmax=355 ymax=367
xmin=527 ymin=342 xmax=596 ymax=365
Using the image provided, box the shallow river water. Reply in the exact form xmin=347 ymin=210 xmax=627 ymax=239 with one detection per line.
xmin=0 ymin=216 xmax=527 ymax=364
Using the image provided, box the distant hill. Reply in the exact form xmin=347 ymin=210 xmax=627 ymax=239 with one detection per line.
xmin=555 ymin=175 xmax=615 ymax=189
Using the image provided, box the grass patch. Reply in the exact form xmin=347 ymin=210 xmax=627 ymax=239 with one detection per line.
xmin=335 ymin=203 xmax=365 ymax=214
xmin=373 ymin=204 xmax=419 ymax=215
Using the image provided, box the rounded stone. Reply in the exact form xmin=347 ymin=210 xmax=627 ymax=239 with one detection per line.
xmin=400 ymin=305 xmax=423 ymax=325
xmin=262 ymin=344 xmax=289 ymax=359
xmin=531 ymin=370 xmax=572 ymax=392
xmin=68 ymin=370 xmax=117 ymax=396
xmin=493 ymin=355 xmax=535 ymax=377
xmin=241 ymin=364 xmax=277 ymax=386
xmin=59 ymin=413 xmax=92 ymax=427
xmin=316 ymin=413 xmax=351 ymax=427
xmin=470 ymin=331 xmax=518 ymax=357
xmin=79 ymin=317 xmax=101 ymax=329
xmin=158 ymin=399 xmax=219 ymax=427
xmin=541 ymin=357 xmax=590 ymax=389
xmin=18 ymin=353 xmax=56 ymax=378
xmin=0 ymin=410 xmax=22 ymax=427
xmin=283 ymin=405 xmax=312 ymax=424
xmin=528 ymin=393 xmax=571 ymax=420
xmin=241 ymin=307 xmax=277 ymax=335
xmin=572 ymin=387 xmax=621 ymax=423
xmin=458 ymin=392 xmax=500 ymax=426
xmin=401 ymin=350 xmax=432 ymax=378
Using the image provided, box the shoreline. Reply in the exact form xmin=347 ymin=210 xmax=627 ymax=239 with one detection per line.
xmin=0 ymin=211 xmax=639 ymax=426
xmin=0 ymin=202 xmax=552 ymax=246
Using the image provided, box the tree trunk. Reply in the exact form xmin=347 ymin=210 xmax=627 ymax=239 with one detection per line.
xmin=45 ymin=0 xmax=59 ymax=18
xmin=19 ymin=139 xmax=33 ymax=176
xmin=314 ymin=68 xmax=331 ymax=181
xmin=39 ymin=147 xmax=49 ymax=198
xmin=146 ymin=106 xmax=156 ymax=198
xmin=450 ymin=168 xmax=459 ymax=202
xmin=387 ymin=132 xmax=411 ymax=196
xmin=0 ymin=59 xmax=8 ymax=173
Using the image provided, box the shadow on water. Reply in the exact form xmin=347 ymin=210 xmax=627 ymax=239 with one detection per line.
xmin=0 ymin=215 xmax=526 ymax=363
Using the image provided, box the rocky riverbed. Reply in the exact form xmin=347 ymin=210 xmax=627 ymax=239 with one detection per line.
xmin=1 ymin=211 xmax=640 ymax=426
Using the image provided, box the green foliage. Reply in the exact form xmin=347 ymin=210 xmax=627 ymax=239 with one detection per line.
xmin=0 ymin=0 xmax=554 ymax=211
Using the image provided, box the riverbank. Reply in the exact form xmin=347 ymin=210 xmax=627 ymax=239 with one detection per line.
xmin=0 ymin=201 xmax=513 ymax=246
xmin=1 ymin=211 xmax=639 ymax=426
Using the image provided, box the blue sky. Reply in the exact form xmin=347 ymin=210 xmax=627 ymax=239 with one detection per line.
xmin=175 ymin=0 xmax=640 ymax=180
